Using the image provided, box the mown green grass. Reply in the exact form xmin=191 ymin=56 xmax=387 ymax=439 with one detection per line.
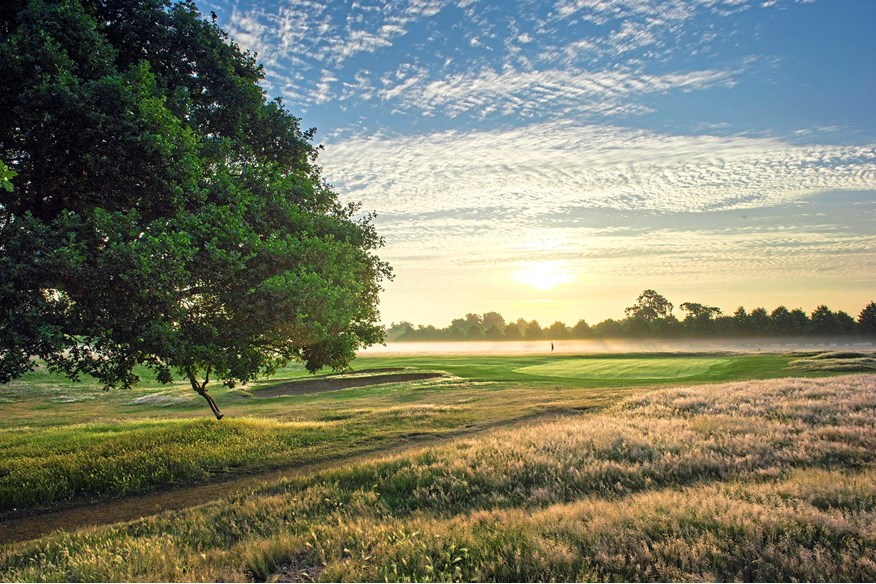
xmin=0 ymin=352 xmax=846 ymax=514
xmin=1 ymin=374 xmax=873 ymax=582
xmin=355 ymin=352 xmax=797 ymax=386
xmin=514 ymin=356 xmax=731 ymax=379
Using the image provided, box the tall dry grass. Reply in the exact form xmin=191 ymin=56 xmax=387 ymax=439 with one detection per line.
xmin=2 ymin=374 xmax=874 ymax=581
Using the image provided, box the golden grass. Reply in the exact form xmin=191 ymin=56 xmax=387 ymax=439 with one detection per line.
xmin=2 ymin=374 xmax=874 ymax=581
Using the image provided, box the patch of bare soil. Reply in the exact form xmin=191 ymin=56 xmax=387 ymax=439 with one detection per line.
xmin=326 ymin=367 xmax=406 ymax=376
xmin=254 ymin=372 xmax=445 ymax=398
xmin=268 ymin=558 xmax=323 ymax=582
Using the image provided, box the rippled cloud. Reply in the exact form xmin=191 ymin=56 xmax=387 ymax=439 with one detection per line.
xmin=322 ymin=121 xmax=876 ymax=220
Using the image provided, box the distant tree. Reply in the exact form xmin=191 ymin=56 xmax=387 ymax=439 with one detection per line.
xmin=0 ymin=0 xmax=391 ymax=418
xmin=625 ymin=289 xmax=673 ymax=322
xmin=464 ymin=313 xmax=486 ymax=339
xmin=465 ymin=313 xmax=483 ymax=326
xmin=810 ymin=305 xmax=841 ymax=335
xmin=623 ymin=316 xmax=651 ymax=337
xmin=546 ymin=321 xmax=569 ymax=339
xmin=448 ymin=318 xmax=469 ymax=340
xmin=391 ymin=299 xmax=875 ymax=345
xmin=860 ymin=302 xmax=876 ymax=335
xmin=467 ymin=326 xmax=486 ymax=341
xmin=836 ymin=311 xmax=857 ymax=335
xmin=732 ymin=307 xmax=750 ymax=336
xmin=748 ymin=308 xmax=771 ymax=335
xmin=522 ymin=319 xmax=544 ymax=340
xmin=680 ymin=302 xmax=722 ymax=337
xmin=714 ymin=315 xmax=735 ymax=335
xmin=571 ymin=319 xmax=593 ymax=339
xmin=484 ymin=324 xmax=504 ymax=339
xmin=789 ymin=308 xmax=810 ymax=335
xmin=592 ymin=319 xmax=624 ymax=338
xmin=416 ymin=325 xmax=441 ymax=340
xmin=652 ymin=315 xmax=683 ymax=338
xmin=769 ymin=306 xmax=795 ymax=336
xmin=385 ymin=322 xmax=415 ymax=341
xmin=481 ymin=312 xmax=506 ymax=332
xmin=679 ymin=302 xmax=722 ymax=319
xmin=503 ymin=322 xmax=522 ymax=340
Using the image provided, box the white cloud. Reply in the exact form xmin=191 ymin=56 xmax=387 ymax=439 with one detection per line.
xmin=380 ymin=66 xmax=735 ymax=118
xmin=321 ymin=121 xmax=876 ymax=223
xmin=313 ymin=69 xmax=339 ymax=104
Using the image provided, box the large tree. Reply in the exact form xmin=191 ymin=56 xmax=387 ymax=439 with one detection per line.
xmin=625 ymin=289 xmax=674 ymax=322
xmin=860 ymin=302 xmax=876 ymax=335
xmin=0 ymin=0 xmax=391 ymax=418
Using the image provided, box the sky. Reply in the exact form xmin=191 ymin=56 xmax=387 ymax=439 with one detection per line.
xmin=203 ymin=0 xmax=876 ymax=327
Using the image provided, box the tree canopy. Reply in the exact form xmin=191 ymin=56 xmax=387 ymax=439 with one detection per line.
xmin=624 ymin=289 xmax=674 ymax=322
xmin=0 ymin=0 xmax=391 ymax=418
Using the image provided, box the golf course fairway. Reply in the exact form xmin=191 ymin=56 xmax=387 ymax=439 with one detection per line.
xmin=515 ymin=356 xmax=731 ymax=379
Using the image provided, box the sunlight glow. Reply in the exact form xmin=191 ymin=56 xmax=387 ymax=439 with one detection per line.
xmin=513 ymin=261 xmax=574 ymax=291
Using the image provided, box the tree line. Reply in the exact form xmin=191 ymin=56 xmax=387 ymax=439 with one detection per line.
xmin=386 ymin=290 xmax=876 ymax=341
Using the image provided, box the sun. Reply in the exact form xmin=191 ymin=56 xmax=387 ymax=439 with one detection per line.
xmin=513 ymin=261 xmax=574 ymax=291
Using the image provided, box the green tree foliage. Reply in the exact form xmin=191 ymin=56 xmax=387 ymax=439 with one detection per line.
xmin=546 ymin=321 xmax=569 ymax=339
xmin=789 ymin=308 xmax=810 ymax=335
xmin=0 ymin=0 xmax=391 ymax=418
xmin=679 ymin=302 xmax=722 ymax=319
xmin=518 ymin=319 xmax=544 ymax=340
xmin=503 ymin=322 xmax=522 ymax=340
xmin=836 ymin=311 xmax=857 ymax=335
xmin=680 ymin=302 xmax=722 ymax=337
xmin=0 ymin=161 xmax=14 ymax=192
xmin=769 ymin=306 xmax=796 ymax=336
xmin=860 ymin=302 xmax=876 ymax=335
xmin=732 ymin=307 xmax=751 ymax=336
xmin=625 ymin=289 xmax=674 ymax=322
xmin=481 ymin=311 xmax=505 ymax=332
xmin=810 ymin=305 xmax=841 ymax=335
xmin=748 ymin=308 xmax=771 ymax=335
xmin=571 ymin=319 xmax=592 ymax=339
xmin=651 ymin=314 xmax=682 ymax=338
xmin=592 ymin=319 xmax=623 ymax=338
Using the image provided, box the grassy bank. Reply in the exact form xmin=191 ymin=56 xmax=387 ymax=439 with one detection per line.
xmin=1 ymin=374 xmax=873 ymax=581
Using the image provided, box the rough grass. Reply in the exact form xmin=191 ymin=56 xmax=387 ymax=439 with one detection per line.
xmin=2 ymin=374 xmax=874 ymax=582
xmin=0 ymin=353 xmax=818 ymax=514
xmin=789 ymin=352 xmax=876 ymax=372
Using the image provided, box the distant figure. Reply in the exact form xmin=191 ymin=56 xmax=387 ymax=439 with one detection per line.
xmin=551 ymin=342 xmax=554 ymax=352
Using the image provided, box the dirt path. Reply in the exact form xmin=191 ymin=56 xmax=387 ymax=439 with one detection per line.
xmin=0 ymin=406 xmax=592 ymax=545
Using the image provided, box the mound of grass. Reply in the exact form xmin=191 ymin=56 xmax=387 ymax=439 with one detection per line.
xmin=789 ymin=353 xmax=876 ymax=372
xmin=808 ymin=351 xmax=872 ymax=360
xmin=514 ymin=357 xmax=730 ymax=380
xmin=2 ymin=375 xmax=874 ymax=581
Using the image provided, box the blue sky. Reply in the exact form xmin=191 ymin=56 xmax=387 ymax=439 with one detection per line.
xmin=204 ymin=0 xmax=876 ymax=326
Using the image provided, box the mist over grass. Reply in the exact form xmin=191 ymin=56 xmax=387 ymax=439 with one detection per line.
xmin=2 ymin=374 xmax=874 ymax=581
xmin=362 ymin=337 xmax=876 ymax=355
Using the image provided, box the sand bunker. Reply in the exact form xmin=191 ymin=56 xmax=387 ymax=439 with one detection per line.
xmin=254 ymin=372 xmax=445 ymax=398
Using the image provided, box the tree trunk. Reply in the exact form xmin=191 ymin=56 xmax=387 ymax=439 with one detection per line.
xmin=187 ymin=369 xmax=223 ymax=420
